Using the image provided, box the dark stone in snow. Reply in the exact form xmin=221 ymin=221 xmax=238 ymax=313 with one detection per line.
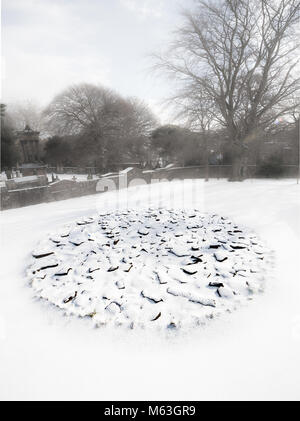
xmin=214 ymin=252 xmax=228 ymax=262
xmin=55 ymin=267 xmax=72 ymax=276
xmin=230 ymin=244 xmax=246 ymax=250
xmin=32 ymin=251 xmax=54 ymax=259
xmin=191 ymin=255 xmax=203 ymax=263
xmin=217 ymin=239 xmax=227 ymax=244
xmin=63 ymin=291 xmax=77 ymax=303
xmin=88 ymin=267 xmax=100 ymax=273
xmin=209 ymin=281 xmax=224 ymax=288
xmin=116 ymin=280 xmax=125 ymax=290
xmin=138 ymin=229 xmax=149 ymax=236
xmin=38 ymin=263 xmax=58 ymax=271
xmin=141 ymin=290 xmax=163 ymax=303
xmin=182 ymin=267 xmax=198 ymax=275
xmin=169 ymin=248 xmax=190 ymax=257
xmin=151 ymin=312 xmax=161 ymax=321
xmin=69 ymin=241 xmax=84 ymax=247
xmin=124 ymin=263 xmax=133 ymax=273
xmin=108 ymin=266 xmax=119 ymax=272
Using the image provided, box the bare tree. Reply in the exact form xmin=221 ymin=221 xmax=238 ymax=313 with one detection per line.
xmin=44 ymin=83 xmax=157 ymax=171
xmin=172 ymin=87 xmax=215 ymax=180
xmin=117 ymin=98 xmax=158 ymax=165
xmin=7 ymin=100 xmax=45 ymax=133
xmin=44 ymin=84 xmax=126 ymax=134
xmin=155 ymin=0 xmax=300 ymax=180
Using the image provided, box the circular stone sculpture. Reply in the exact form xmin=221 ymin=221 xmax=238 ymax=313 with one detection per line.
xmin=27 ymin=208 xmax=272 ymax=330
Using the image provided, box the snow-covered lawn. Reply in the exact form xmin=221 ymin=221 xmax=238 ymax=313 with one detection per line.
xmin=0 ymin=179 xmax=299 ymax=400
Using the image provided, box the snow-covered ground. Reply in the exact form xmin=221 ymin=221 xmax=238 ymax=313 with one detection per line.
xmin=0 ymin=179 xmax=299 ymax=400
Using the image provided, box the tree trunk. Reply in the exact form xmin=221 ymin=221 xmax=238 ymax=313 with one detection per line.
xmin=205 ymin=160 xmax=209 ymax=181
xmin=229 ymin=142 xmax=244 ymax=181
xmin=204 ymin=134 xmax=209 ymax=182
xmin=230 ymin=156 xmax=243 ymax=181
xmin=100 ymin=143 xmax=107 ymax=174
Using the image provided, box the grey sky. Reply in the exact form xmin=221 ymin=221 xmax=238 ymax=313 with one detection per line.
xmin=1 ymin=0 xmax=195 ymax=123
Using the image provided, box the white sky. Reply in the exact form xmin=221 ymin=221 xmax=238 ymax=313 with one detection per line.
xmin=1 ymin=0 xmax=195 ymax=123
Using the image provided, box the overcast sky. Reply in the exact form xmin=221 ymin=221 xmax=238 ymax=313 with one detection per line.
xmin=1 ymin=0 xmax=195 ymax=123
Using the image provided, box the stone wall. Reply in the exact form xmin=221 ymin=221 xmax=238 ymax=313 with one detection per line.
xmin=1 ymin=185 xmax=48 ymax=209
xmin=0 ymin=178 xmax=99 ymax=210
xmin=5 ymin=175 xmax=48 ymax=190
xmin=1 ymin=165 xmax=298 ymax=211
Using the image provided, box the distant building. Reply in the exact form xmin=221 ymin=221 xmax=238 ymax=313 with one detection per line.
xmin=17 ymin=125 xmax=47 ymax=176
